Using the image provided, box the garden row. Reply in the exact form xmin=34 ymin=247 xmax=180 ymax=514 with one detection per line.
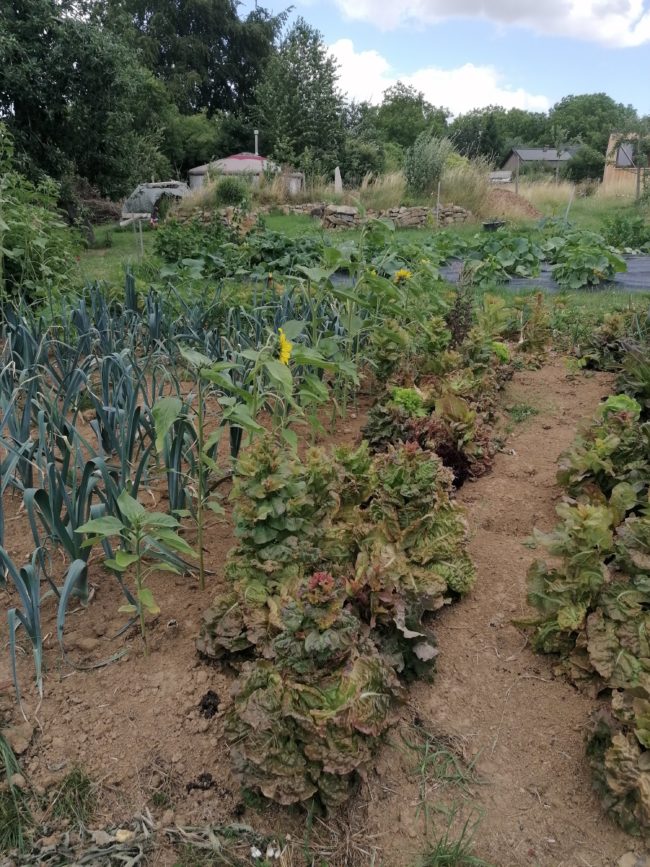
xmin=526 ymin=310 xmax=650 ymax=835
xmin=195 ymin=286 xmax=552 ymax=807
xmin=152 ymin=212 xmax=632 ymax=293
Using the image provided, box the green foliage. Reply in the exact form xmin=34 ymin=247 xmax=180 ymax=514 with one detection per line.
xmin=255 ymin=18 xmax=344 ymax=171
xmin=51 ymin=767 xmax=96 ymax=828
xmin=551 ymin=231 xmax=627 ymax=289
xmin=562 ymin=145 xmax=605 ymax=182
xmin=0 ymin=736 xmax=32 ymax=854
xmin=549 ymin=93 xmax=638 ymax=153
xmin=0 ymin=5 xmax=173 ymax=196
xmin=404 ymin=134 xmax=455 ymax=197
xmin=77 ymin=490 xmax=195 ymax=652
xmin=0 ymin=126 xmax=79 ymax=298
xmin=368 ymin=321 xmax=412 ymax=382
xmin=376 ymin=83 xmax=449 ymax=150
xmin=602 ymin=213 xmax=650 ymax=251
xmin=390 ymin=387 xmax=427 ymax=418
xmin=105 ymin=0 xmax=284 ymax=117
xmin=508 ymin=403 xmax=538 ymax=423
xmin=153 ymin=217 xmax=228 ymax=265
xmin=214 ymin=176 xmax=250 ymax=207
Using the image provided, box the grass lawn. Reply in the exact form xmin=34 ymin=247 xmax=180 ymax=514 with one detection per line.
xmin=76 ymin=222 xmax=156 ymax=284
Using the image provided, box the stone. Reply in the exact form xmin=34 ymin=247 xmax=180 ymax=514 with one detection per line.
xmin=617 ymin=855 xmax=650 ymax=867
xmin=114 ymin=829 xmax=135 ymax=844
xmin=9 ymin=773 xmax=26 ymax=789
xmin=161 ymin=809 xmax=175 ymax=826
xmin=3 ymin=722 xmax=33 ymax=755
xmin=334 ymin=166 xmax=343 ymax=194
xmin=91 ymin=830 xmax=114 ymax=846
xmin=74 ymin=636 xmax=100 ymax=653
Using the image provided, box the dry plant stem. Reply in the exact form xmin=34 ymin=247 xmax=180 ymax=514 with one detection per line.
xmin=134 ymin=536 xmax=147 ymax=656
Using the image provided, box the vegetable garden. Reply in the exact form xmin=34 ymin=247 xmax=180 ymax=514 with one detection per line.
xmin=2 ymin=211 xmax=650 ymax=865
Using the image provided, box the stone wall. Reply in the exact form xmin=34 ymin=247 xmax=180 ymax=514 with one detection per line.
xmin=175 ymin=202 xmax=473 ymax=230
xmin=320 ymin=204 xmax=472 ymax=229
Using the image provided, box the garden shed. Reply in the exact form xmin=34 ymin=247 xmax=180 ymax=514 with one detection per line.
xmin=121 ymin=180 xmax=190 ymax=222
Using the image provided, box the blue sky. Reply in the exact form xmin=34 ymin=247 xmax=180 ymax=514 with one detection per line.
xmin=245 ymin=0 xmax=650 ymax=117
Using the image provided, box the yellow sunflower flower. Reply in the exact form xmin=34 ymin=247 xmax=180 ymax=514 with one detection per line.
xmin=394 ymin=268 xmax=413 ymax=283
xmin=278 ymin=328 xmax=293 ymax=365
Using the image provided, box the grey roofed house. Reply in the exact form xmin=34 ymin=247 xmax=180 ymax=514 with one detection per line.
xmin=121 ymin=180 xmax=190 ymax=222
xmin=501 ymin=147 xmax=580 ymax=171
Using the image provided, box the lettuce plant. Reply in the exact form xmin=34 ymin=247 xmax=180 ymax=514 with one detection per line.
xmin=225 ymin=571 xmax=403 ymax=808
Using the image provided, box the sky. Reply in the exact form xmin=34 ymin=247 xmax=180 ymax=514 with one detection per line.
xmin=244 ymin=0 xmax=650 ymax=117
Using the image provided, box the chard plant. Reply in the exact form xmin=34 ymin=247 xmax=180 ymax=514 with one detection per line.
xmin=77 ymin=490 xmax=195 ymax=653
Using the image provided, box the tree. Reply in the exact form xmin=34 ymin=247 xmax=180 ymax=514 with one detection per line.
xmin=550 ymin=93 xmax=638 ymax=153
xmin=448 ymin=112 xmax=484 ymax=158
xmin=480 ymin=113 xmax=503 ymax=162
xmin=376 ymin=83 xmax=449 ymax=150
xmin=0 ymin=0 xmax=173 ymax=196
xmin=99 ymin=0 xmax=285 ymax=116
xmin=562 ymin=146 xmax=605 ymax=182
xmin=254 ymin=19 xmax=344 ymax=172
xmin=339 ymin=138 xmax=385 ymax=186
xmin=449 ymin=105 xmax=555 ymax=164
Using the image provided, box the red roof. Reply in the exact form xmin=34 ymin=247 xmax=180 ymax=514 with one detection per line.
xmin=226 ymin=152 xmax=266 ymax=161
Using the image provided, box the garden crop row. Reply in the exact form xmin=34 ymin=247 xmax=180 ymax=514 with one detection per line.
xmin=526 ymin=311 xmax=650 ymax=835
xmin=196 ymin=284 xmax=553 ymax=808
xmin=151 ymin=213 xmax=629 ymax=294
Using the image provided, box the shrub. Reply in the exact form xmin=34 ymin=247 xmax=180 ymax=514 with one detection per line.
xmin=562 ymin=145 xmax=605 ymax=182
xmin=404 ymin=135 xmax=455 ymax=197
xmin=0 ymin=125 xmax=79 ymax=299
xmin=214 ymin=175 xmax=249 ymax=207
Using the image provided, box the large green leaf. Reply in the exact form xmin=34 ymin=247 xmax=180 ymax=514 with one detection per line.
xmin=152 ymin=396 xmax=183 ymax=453
xmin=264 ymin=360 xmax=293 ymax=394
xmin=117 ymin=490 xmax=146 ymax=525
xmin=76 ymin=516 xmax=124 ymax=538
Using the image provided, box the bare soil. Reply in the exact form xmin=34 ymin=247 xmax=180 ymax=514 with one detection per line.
xmin=487 ymin=189 xmax=542 ymax=221
xmin=1 ymin=358 xmax=648 ymax=866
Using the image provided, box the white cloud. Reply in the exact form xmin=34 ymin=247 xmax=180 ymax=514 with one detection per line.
xmin=330 ymin=38 xmax=550 ymax=114
xmin=333 ymin=0 xmax=650 ymax=47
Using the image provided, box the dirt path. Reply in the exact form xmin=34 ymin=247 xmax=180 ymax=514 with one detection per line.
xmin=363 ymin=357 xmax=647 ymax=867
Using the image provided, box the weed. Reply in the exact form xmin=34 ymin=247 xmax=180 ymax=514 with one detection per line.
xmin=50 ymin=767 xmax=96 ymax=827
xmin=419 ymin=811 xmax=491 ymax=866
xmin=0 ymin=736 xmax=32 ymax=853
xmin=151 ymin=791 xmax=171 ymax=808
xmin=507 ymin=403 xmax=539 ymax=424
